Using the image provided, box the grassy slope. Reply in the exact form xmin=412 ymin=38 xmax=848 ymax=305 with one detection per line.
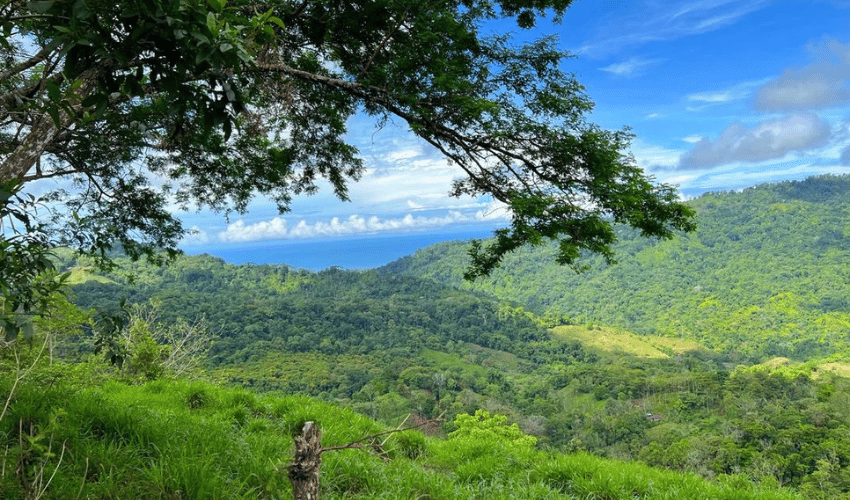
xmin=551 ymin=325 xmax=705 ymax=359
xmin=0 ymin=365 xmax=803 ymax=500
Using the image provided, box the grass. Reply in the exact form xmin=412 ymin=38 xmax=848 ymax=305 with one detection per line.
xmin=63 ymin=266 xmax=115 ymax=285
xmin=551 ymin=325 xmax=705 ymax=359
xmin=1 ymin=364 xmax=804 ymax=500
xmin=817 ymin=362 xmax=850 ymax=377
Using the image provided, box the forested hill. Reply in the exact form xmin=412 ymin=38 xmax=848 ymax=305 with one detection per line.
xmin=66 ymin=254 xmax=567 ymax=369
xmin=55 ymin=182 xmax=850 ymax=495
xmin=382 ymin=174 xmax=850 ymax=361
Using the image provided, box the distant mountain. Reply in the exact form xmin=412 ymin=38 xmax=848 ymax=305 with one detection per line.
xmin=382 ymin=174 xmax=850 ymax=362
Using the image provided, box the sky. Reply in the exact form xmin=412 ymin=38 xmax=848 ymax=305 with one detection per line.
xmin=182 ymin=0 xmax=850 ymax=267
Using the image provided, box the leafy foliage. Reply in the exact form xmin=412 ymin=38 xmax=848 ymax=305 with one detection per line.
xmin=1 ymin=0 xmax=693 ymax=275
xmin=449 ymin=409 xmax=537 ymax=449
xmin=0 ymin=181 xmax=68 ymax=341
xmin=27 ymin=175 xmax=850 ymax=495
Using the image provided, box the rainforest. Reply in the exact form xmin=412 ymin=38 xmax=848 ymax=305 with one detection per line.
xmin=5 ymin=175 xmax=850 ymax=498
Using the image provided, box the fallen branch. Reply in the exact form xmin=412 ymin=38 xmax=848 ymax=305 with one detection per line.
xmin=287 ymin=412 xmax=444 ymax=499
xmin=322 ymin=411 xmax=444 ymax=454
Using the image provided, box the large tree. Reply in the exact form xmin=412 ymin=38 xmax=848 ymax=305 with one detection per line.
xmin=0 ymin=0 xmax=694 ymax=283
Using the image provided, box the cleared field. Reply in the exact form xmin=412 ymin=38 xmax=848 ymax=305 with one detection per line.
xmin=551 ymin=325 xmax=705 ymax=358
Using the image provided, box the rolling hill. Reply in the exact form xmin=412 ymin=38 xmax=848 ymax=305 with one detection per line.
xmin=383 ymin=174 xmax=850 ymax=362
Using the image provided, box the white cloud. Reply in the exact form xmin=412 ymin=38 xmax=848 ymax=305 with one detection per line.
xmin=686 ymin=79 xmax=766 ymax=105
xmin=578 ymin=0 xmax=772 ymax=57
xmin=180 ymin=226 xmax=210 ymax=246
xmin=346 ymin=132 xmax=463 ymax=208
xmin=386 ymin=148 xmax=421 ymax=162
xmin=688 ymin=89 xmax=743 ymax=104
xmin=599 ymin=57 xmax=661 ymax=77
xmin=661 ymin=173 xmax=700 ymax=186
xmin=754 ymin=40 xmax=850 ymax=111
xmin=678 ymin=112 xmax=833 ymax=169
xmin=629 ymin=139 xmax=685 ymax=171
xmin=679 ymin=160 xmax=850 ymax=195
xmin=682 ymin=135 xmax=703 ymax=143
xmin=218 ymin=210 xmax=510 ymax=243
xmin=474 ymin=200 xmax=511 ymax=221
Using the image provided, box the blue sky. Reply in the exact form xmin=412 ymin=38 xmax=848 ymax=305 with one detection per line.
xmin=182 ymin=0 xmax=850 ymax=257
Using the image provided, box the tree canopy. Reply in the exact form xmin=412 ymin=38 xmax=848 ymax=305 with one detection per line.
xmin=0 ymin=0 xmax=696 ymax=339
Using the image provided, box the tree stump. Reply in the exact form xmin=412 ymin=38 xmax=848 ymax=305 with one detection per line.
xmin=288 ymin=421 xmax=322 ymax=500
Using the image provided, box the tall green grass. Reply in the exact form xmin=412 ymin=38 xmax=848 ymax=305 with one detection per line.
xmin=1 ymin=366 xmax=805 ymax=499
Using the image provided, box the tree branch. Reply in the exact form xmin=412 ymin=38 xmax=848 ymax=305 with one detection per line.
xmin=320 ymin=411 xmax=445 ymax=457
xmin=0 ymin=41 xmax=61 ymax=82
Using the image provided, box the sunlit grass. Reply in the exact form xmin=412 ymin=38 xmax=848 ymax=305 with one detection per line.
xmin=1 ymin=368 xmax=804 ymax=499
xmin=551 ymin=322 xmax=707 ymax=359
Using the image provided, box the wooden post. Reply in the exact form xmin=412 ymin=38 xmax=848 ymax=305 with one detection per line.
xmin=288 ymin=421 xmax=322 ymax=500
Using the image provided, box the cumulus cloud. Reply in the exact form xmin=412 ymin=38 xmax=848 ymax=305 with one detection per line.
xmin=180 ymin=227 xmax=210 ymax=246
xmin=599 ymin=57 xmax=661 ymax=77
xmin=474 ymin=200 xmax=511 ymax=221
xmin=629 ymin=139 xmax=684 ymax=171
xmin=678 ymin=112 xmax=833 ymax=169
xmin=754 ymin=40 xmax=850 ymax=111
xmin=218 ymin=209 xmax=510 ymax=243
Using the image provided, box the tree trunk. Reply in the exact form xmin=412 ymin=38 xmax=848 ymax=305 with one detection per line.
xmin=288 ymin=421 xmax=321 ymax=500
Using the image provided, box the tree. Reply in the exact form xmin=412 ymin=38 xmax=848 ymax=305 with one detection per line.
xmin=0 ymin=180 xmax=68 ymax=340
xmin=0 ymin=0 xmax=694 ymax=308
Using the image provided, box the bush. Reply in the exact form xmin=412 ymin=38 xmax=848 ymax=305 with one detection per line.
xmin=185 ymin=384 xmax=211 ymax=409
xmin=387 ymin=430 xmax=427 ymax=459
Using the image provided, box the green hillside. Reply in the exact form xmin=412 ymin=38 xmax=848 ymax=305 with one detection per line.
xmin=44 ymin=232 xmax=850 ymax=496
xmin=384 ymin=174 xmax=850 ymax=361
xmin=0 ymin=360 xmax=805 ymax=500
xmin=32 ymin=176 xmax=850 ymax=496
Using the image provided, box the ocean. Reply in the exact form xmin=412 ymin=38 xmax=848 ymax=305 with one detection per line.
xmin=184 ymin=228 xmax=495 ymax=271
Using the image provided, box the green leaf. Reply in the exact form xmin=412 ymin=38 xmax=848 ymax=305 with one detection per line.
xmin=46 ymin=81 xmax=62 ymax=102
xmin=267 ymin=15 xmax=285 ymax=29
xmin=207 ymin=0 xmax=225 ymax=13
xmin=192 ymin=32 xmax=211 ymax=46
xmin=206 ymin=12 xmax=218 ymax=36
xmin=222 ymin=118 xmax=232 ymax=141
xmin=27 ymin=1 xmax=53 ymax=14
xmin=81 ymin=93 xmax=104 ymax=108
xmin=195 ymin=45 xmax=216 ymax=65
xmin=47 ymin=106 xmax=61 ymax=127
xmin=223 ymin=81 xmax=235 ymax=101
xmin=2 ymin=321 xmax=18 ymax=342
xmin=68 ymin=78 xmax=84 ymax=92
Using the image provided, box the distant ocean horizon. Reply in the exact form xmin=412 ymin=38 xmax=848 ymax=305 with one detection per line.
xmin=184 ymin=227 xmax=496 ymax=271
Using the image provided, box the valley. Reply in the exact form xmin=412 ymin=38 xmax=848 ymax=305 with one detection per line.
xmin=6 ymin=175 xmax=850 ymax=498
